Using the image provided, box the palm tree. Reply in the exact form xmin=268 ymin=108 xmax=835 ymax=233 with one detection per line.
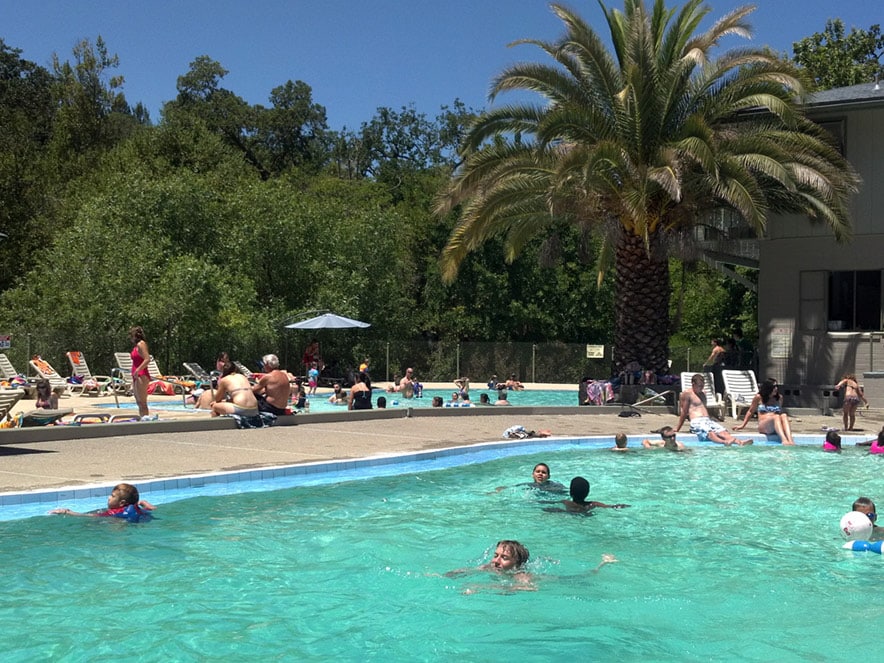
xmin=436 ymin=0 xmax=860 ymax=372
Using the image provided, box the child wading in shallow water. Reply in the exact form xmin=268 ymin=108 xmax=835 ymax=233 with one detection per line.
xmin=823 ymin=430 xmax=842 ymax=452
xmin=835 ymin=373 xmax=868 ymax=431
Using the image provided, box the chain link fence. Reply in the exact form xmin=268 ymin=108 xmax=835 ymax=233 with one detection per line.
xmin=337 ymin=340 xmax=719 ymax=384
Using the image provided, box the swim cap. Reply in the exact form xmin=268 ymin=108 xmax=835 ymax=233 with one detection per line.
xmin=840 ymin=511 xmax=874 ymax=540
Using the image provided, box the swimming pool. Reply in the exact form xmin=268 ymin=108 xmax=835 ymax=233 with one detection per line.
xmin=104 ymin=388 xmax=585 ymax=414
xmin=1 ymin=441 xmax=880 ymax=660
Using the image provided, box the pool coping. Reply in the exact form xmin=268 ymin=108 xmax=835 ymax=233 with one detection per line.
xmin=0 ymin=404 xmax=677 ymax=445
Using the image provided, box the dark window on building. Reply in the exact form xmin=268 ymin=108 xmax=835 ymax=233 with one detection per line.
xmin=817 ymin=119 xmax=846 ymax=156
xmin=828 ymin=270 xmax=882 ymax=330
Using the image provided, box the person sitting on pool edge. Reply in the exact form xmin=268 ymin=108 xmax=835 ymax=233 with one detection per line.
xmin=252 ymin=354 xmax=292 ymax=416
xmin=50 ymin=483 xmax=156 ymax=522
xmin=545 ymin=477 xmax=630 ymax=513
xmin=675 ymin=373 xmax=752 ymax=446
xmin=505 ymin=374 xmax=525 ymax=390
xmin=642 ymin=426 xmax=686 ymax=451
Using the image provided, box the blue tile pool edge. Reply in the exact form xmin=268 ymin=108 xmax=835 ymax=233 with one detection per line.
xmin=0 ymin=433 xmax=869 ymax=521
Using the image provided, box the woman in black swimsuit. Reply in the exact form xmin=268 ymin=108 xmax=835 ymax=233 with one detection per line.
xmin=348 ymin=371 xmax=373 ymax=410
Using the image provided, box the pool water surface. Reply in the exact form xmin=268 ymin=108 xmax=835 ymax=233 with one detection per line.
xmin=1 ymin=442 xmax=880 ymax=660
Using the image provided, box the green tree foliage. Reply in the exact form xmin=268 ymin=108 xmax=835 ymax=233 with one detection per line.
xmin=0 ymin=25 xmax=771 ymax=380
xmin=48 ymin=36 xmax=144 ymax=171
xmin=165 ymin=56 xmax=331 ymax=179
xmin=436 ymin=0 xmax=860 ymax=373
xmin=330 ymin=101 xmax=475 ymax=186
xmin=793 ymin=19 xmax=884 ymax=90
xmin=0 ymin=40 xmax=54 ymax=292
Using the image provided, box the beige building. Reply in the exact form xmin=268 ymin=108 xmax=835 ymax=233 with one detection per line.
xmin=756 ymin=82 xmax=884 ymax=407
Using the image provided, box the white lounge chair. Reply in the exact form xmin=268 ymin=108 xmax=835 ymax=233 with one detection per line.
xmin=182 ymin=362 xmax=214 ymax=388
xmin=680 ymin=371 xmax=725 ymax=420
xmin=114 ymin=353 xmax=193 ymax=398
xmin=29 ymin=357 xmax=72 ymax=397
xmin=721 ymin=369 xmax=759 ymax=420
xmin=0 ymin=354 xmax=37 ymax=397
xmin=66 ymin=351 xmax=117 ymax=396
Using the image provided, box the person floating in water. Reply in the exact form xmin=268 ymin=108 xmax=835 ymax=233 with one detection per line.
xmin=444 ymin=539 xmax=618 ymax=593
xmin=545 ymin=477 xmax=630 ymax=513
xmin=642 ymin=426 xmax=686 ymax=451
xmin=50 ymin=483 xmax=156 ymax=523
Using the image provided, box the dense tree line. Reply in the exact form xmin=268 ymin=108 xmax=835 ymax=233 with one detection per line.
xmin=6 ymin=4 xmax=869 ymax=379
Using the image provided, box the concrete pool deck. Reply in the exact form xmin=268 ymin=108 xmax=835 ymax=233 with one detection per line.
xmin=1 ymin=383 xmax=881 ymax=494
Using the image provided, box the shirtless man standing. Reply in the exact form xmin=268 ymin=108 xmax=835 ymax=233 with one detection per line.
xmin=252 ymin=354 xmax=291 ymax=416
xmin=399 ymin=367 xmax=415 ymax=398
xmin=675 ymin=373 xmax=752 ymax=446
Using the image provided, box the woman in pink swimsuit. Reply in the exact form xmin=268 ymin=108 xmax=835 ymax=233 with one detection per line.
xmin=129 ymin=326 xmax=151 ymax=419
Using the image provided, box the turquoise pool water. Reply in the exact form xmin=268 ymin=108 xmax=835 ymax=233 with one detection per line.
xmin=1 ymin=442 xmax=880 ymax=660
xmin=102 ymin=388 xmax=581 ymax=414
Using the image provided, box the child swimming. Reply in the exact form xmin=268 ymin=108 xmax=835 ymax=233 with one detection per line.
xmin=50 ymin=483 xmax=156 ymax=523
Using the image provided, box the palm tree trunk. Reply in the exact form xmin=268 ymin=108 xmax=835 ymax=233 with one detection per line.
xmin=613 ymin=226 xmax=670 ymax=373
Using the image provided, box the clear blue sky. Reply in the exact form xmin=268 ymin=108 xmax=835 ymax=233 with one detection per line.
xmin=3 ymin=1 xmax=881 ymax=130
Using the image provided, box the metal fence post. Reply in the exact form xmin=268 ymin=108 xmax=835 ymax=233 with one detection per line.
xmin=386 ymin=342 xmax=390 ymax=382
xmin=456 ymin=343 xmax=460 ymax=378
xmin=532 ymin=344 xmax=536 ymax=383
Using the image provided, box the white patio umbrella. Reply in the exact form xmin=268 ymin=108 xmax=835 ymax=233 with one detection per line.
xmin=285 ymin=312 xmax=371 ymax=330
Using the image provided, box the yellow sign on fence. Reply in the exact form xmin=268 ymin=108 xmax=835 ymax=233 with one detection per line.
xmin=585 ymin=344 xmax=604 ymax=359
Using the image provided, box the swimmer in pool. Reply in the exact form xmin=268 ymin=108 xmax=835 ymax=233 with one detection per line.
xmin=544 ymin=476 xmax=630 ymax=513
xmin=642 ymin=426 xmax=686 ymax=451
xmin=855 ymin=426 xmax=884 ymax=453
xmin=610 ymin=432 xmax=630 ymax=452
xmin=50 ymin=483 xmax=156 ymax=522
xmin=823 ymin=430 xmax=842 ymax=452
xmin=444 ymin=540 xmax=617 ymax=593
xmin=851 ymin=497 xmax=884 ymax=540
xmin=495 ymin=462 xmax=566 ymax=493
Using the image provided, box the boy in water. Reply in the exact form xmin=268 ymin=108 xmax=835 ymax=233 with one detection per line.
xmin=51 ymin=483 xmax=155 ymax=523
xmin=546 ymin=477 xmax=630 ymax=513
xmin=610 ymin=432 xmax=630 ymax=452
xmin=851 ymin=497 xmax=884 ymax=540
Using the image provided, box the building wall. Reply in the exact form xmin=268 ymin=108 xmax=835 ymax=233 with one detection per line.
xmin=758 ymin=99 xmax=884 ymax=401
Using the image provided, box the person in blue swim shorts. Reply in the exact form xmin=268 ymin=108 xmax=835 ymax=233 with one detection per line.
xmin=675 ymin=373 xmax=752 ymax=446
